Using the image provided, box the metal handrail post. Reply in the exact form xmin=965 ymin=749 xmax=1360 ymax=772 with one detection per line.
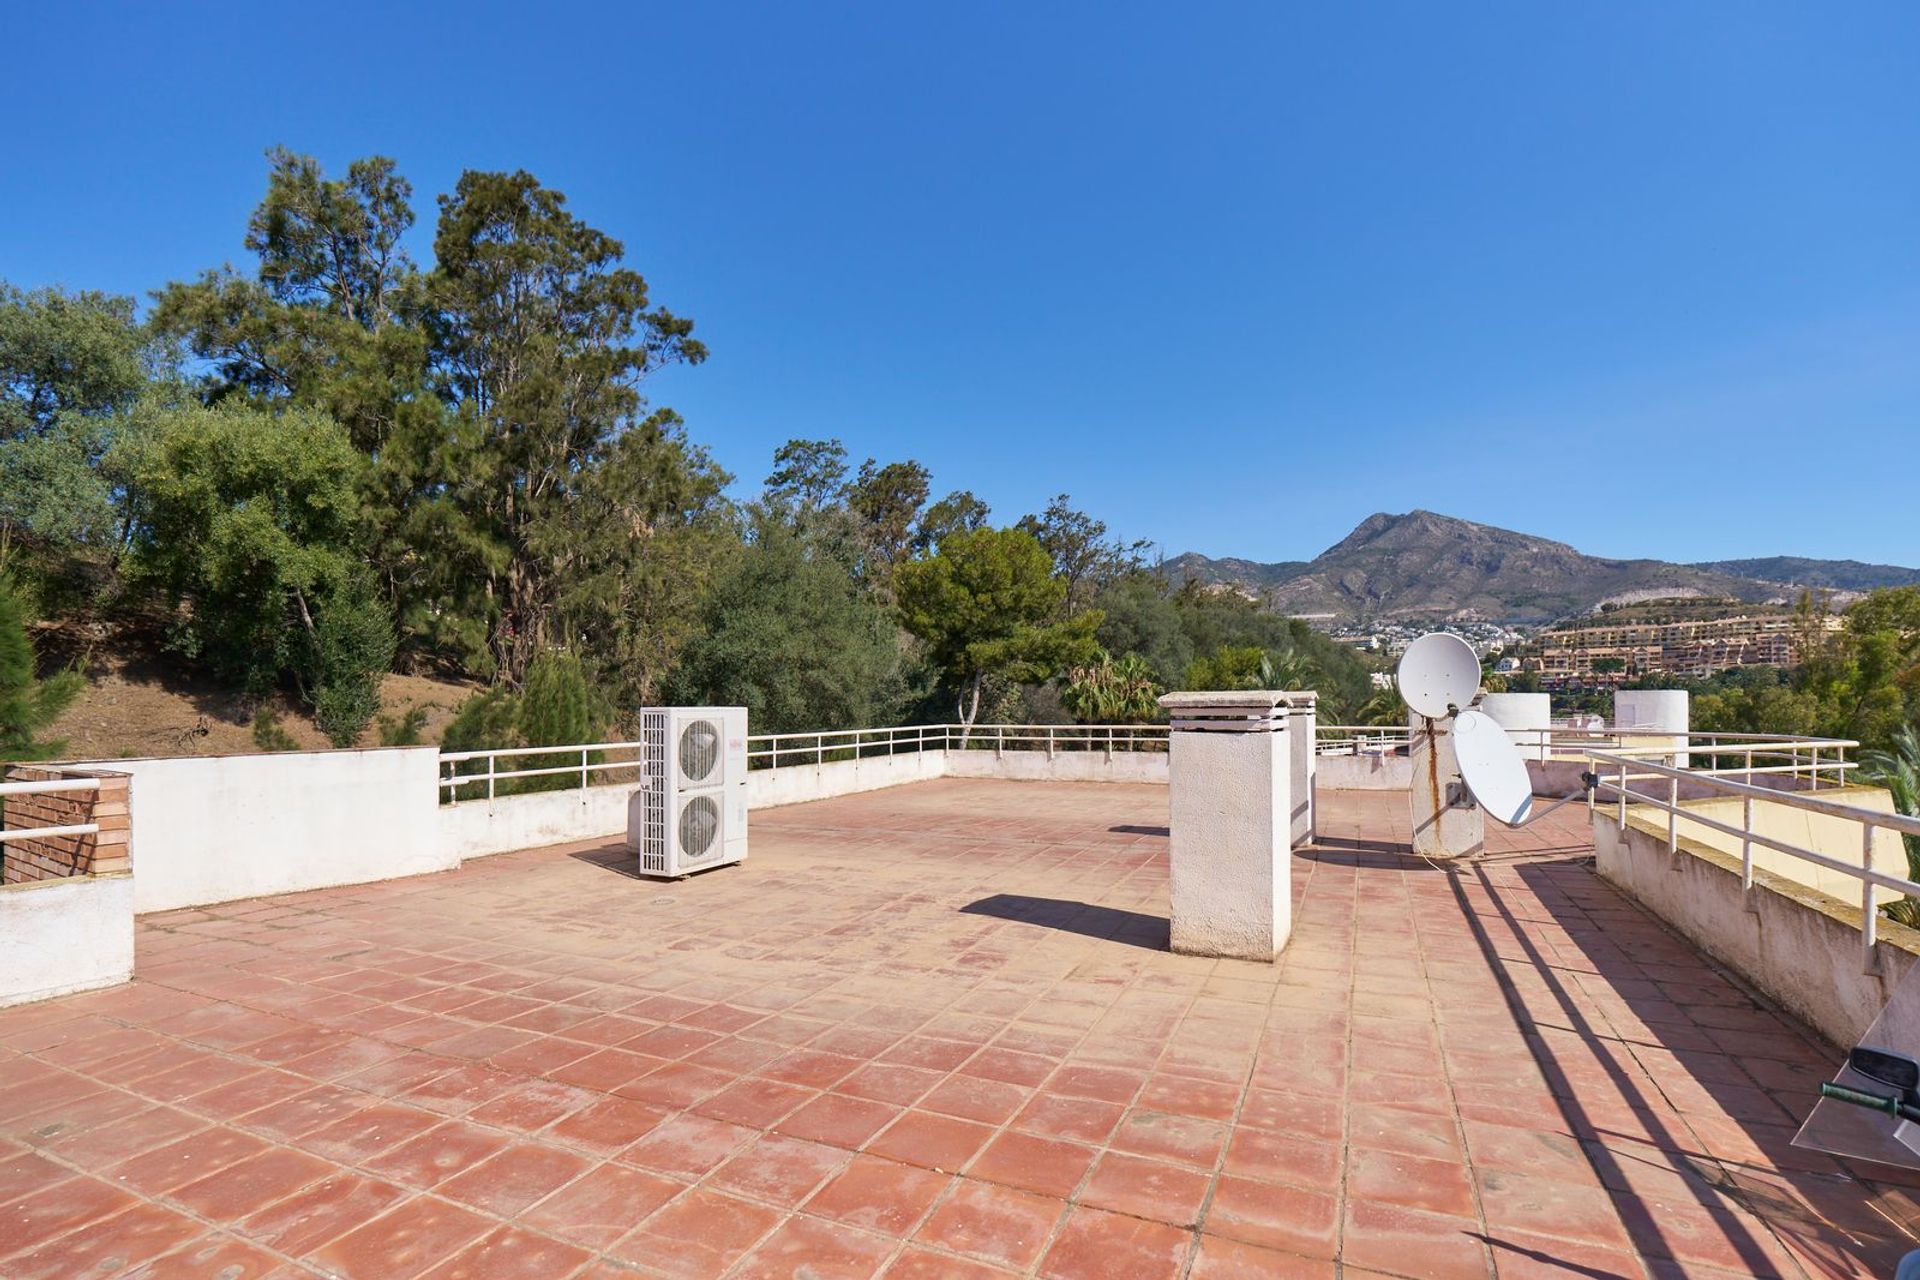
xmin=1741 ymin=793 xmax=1756 ymax=913
xmin=1863 ymin=829 xmax=1880 ymax=972
xmin=1668 ymin=776 xmax=1679 ymax=860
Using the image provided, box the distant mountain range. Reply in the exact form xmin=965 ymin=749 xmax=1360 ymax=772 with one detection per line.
xmin=1686 ymin=556 xmax=1920 ymax=592
xmin=1165 ymin=511 xmax=1920 ymax=625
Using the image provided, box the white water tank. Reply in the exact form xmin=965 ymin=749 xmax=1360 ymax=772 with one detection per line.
xmin=1613 ymin=690 xmax=1689 ymax=768
xmin=1479 ymin=693 xmax=1552 ymax=762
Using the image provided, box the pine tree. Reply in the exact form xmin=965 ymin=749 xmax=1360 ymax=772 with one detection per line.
xmin=0 ymin=581 xmax=82 ymax=759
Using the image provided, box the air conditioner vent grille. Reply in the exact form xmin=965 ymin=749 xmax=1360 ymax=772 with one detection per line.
xmin=639 ymin=710 xmax=670 ymax=876
xmin=679 ymin=794 xmax=721 ymax=860
xmin=679 ymin=719 xmax=720 ymax=784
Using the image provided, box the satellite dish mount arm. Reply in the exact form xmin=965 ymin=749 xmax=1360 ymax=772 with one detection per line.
xmin=1508 ymin=771 xmax=1601 ymax=829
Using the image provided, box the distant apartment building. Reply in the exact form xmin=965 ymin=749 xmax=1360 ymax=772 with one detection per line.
xmin=1534 ymin=609 xmax=1838 ymax=688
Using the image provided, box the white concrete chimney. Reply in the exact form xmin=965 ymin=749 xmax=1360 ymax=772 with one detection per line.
xmin=1278 ymin=691 xmax=1318 ymax=846
xmin=1157 ymin=691 xmax=1292 ymax=962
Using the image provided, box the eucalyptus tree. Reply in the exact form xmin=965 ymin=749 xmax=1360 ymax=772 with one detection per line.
xmin=1019 ymin=494 xmax=1149 ymax=618
xmin=421 ymin=168 xmax=715 ymax=690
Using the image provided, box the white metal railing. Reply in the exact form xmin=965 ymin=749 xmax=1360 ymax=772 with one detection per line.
xmin=439 ymin=723 xmax=1171 ymax=803
xmin=1587 ymin=742 xmax=1917 ymax=969
xmin=951 ymin=723 xmax=1169 ymax=754
xmin=438 ymin=742 xmax=642 ymax=802
xmin=1514 ymin=725 xmax=1852 ymax=774
xmin=747 ymin=724 xmax=950 ymax=769
xmin=745 ymin=723 xmax=1170 ymax=767
xmin=1312 ymin=722 xmax=1855 ymax=783
xmin=0 ymin=776 xmax=102 ymax=845
xmin=1315 ymin=724 xmax=1412 ymax=756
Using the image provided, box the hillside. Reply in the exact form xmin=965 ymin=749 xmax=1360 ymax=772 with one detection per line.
xmin=35 ymin=624 xmax=476 ymax=760
xmin=1172 ymin=511 xmax=1784 ymax=624
xmin=1688 ymin=556 xmax=1920 ymax=592
xmin=1160 ymin=553 xmax=1311 ymax=592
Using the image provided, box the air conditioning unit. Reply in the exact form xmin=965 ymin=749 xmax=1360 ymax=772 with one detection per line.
xmin=630 ymin=707 xmax=748 ymax=879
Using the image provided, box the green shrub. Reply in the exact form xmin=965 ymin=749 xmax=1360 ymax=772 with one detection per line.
xmin=0 ymin=578 xmax=81 ymax=760
xmin=251 ymin=709 xmax=299 ymax=752
xmin=376 ymin=706 xmax=430 ymax=747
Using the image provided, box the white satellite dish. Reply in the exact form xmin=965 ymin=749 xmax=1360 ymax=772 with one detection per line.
xmin=1453 ymin=709 xmax=1533 ymax=826
xmin=1397 ymin=633 xmax=1481 ymax=720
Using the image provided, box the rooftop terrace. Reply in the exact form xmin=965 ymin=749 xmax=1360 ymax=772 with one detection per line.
xmin=1 ymin=779 xmax=1914 ymax=1278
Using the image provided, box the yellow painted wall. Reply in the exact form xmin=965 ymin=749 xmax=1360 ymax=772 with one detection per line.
xmin=1670 ymin=786 xmax=1911 ymax=906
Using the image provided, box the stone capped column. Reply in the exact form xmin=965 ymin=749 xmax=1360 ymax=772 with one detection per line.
xmin=1278 ymin=692 xmax=1317 ymax=847
xmin=1157 ymin=691 xmax=1292 ymax=962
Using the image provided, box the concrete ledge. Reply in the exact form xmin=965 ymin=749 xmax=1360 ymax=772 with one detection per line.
xmin=77 ymin=748 xmax=446 ymax=914
xmin=945 ymin=750 xmax=1167 ymax=785
xmin=1318 ymin=755 xmax=1412 ymax=791
xmin=440 ymin=786 xmax=635 ymax=860
xmin=0 ymin=872 xmax=134 ymax=1008
xmin=747 ymin=751 xmax=950 ymax=809
xmin=434 ymin=749 xmax=1168 ymax=857
xmin=1593 ymin=808 xmax=1920 ymax=1047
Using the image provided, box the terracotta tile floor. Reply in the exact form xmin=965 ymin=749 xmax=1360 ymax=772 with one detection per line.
xmin=2 ymin=778 xmax=1916 ymax=1278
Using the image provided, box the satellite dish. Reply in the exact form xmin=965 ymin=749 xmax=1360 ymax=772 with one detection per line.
xmin=1397 ymin=633 xmax=1481 ymax=720
xmin=1453 ymin=709 xmax=1533 ymax=826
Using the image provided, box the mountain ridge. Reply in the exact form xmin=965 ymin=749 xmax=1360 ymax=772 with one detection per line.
xmin=1166 ymin=511 xmax=1917 ymax=624
xmin=1687 ymin=556 xmax=1920 ymax=592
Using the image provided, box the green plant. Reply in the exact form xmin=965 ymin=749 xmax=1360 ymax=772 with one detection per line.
xmin=521 ymin=652 xmax=593 ymax=747
xmin=0 ymin=578 xmax=81 ymax=760
xmin=376 ymin=705 xmax=430 ymax=746
xmin=440 ymin=686 xmax=520 ymax=801
xmin=311 ymin=568 xmax=396 ymax=747
xmin=1181 ymin=644 xmax=1317 ymax=693
xmin=251 ymin=708 xmax=299 ymax=752
xmin=1860 ymin=724 xmax=1920 ymax=928
xmin=1354 ymin=680 xmax=1408 ymax=727
xmin=894 ymin=527 xmax=1101 ymax=736
xmin=1062 ymin=647 xmax=1163 ymax=724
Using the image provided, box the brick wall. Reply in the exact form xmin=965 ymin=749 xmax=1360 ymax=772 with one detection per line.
xmin=1 ymin=767 xmax=131 ymax=884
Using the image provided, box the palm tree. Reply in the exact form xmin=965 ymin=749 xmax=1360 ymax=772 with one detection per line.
xmin=1860 ymin=724 xmax=1920 ymax=928
xmin=1063 ymin=648 xmax=1164 ymax=726
xmin=1258 ymin=650 xmax=1319 ymax=692
xmin=1354 ymin=679 xmax=1407 ymax=727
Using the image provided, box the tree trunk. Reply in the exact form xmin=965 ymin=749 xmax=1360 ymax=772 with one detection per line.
xmin=958 ymin=674 xmax=983 ymax=748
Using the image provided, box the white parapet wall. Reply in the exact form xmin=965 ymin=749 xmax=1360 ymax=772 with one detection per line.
xmin=1594 ymin=805 xmax=1917 ymax=1047
xmin=76 ymin=748 xmax=444 ymax=914
xmin=441 ymin=746 xmax=1166 ymax=858
xmin=34 ymin=737 xmax=1166 ymax=920
xmin=0 ymin=873 xmax=135 ymax=1008
xmin=439 ymin=784 xmax=638 ymax=861
xmin=944 ymin=750 xmax=1168 ymax=785
xmin=746 ymin=750 xmax=950 ymax=809
xmin=1316 ymin=754 xmax=1413 ymax=791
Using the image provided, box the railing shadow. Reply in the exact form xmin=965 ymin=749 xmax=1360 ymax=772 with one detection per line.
xmin=959 ymin=893 xmax=1169 ymax=952
xmin=1451 ymin=852 xmax=1912 ymax=1275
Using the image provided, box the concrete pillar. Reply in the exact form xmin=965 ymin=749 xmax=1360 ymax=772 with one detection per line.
xmin=1614 ymin=689 xmax=1689 ymax=768
xmin=1157 ymin=692 xmax=1292 ymax=962
xmin=1480 ymin=692 xmax=1552 ymax=762
xmin=1279 ymin=692 xmax=1317 ymax=846
xmin=1409 ymin=711 xmax=1484 ymax=859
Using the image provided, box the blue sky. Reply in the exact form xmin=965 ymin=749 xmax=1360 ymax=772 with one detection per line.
xmin=8 ymin=3 xmax=1917 ymax=565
